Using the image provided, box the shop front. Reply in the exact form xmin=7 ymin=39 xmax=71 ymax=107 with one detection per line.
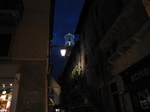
xmin=121 ymin=55 xmax=150 ymax=112
xmin=0 ymin=83 xmax=13 ymax=112
xmin=0 ymin=64 xmax=20 ymax=112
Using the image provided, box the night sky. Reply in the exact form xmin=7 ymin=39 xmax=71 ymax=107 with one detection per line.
xmin=50 ymin=0 xmax=85 ymax=81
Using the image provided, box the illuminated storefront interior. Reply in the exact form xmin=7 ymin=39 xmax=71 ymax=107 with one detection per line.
xmin=121 ymin=55 xmax=150 ymax=112
xmin=0 ymin=64 xmax=20 ymax=112
xmin=0 ymin=83 xmax=13 ymax=112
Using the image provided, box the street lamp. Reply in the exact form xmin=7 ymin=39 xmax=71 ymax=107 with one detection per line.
xmin=51 ymin=33 xmax=75 ymax=57
xmin=50 ymin=45 xmax=67 ymax=56
xmin=60 ymin=49 xmax=67 ymax=56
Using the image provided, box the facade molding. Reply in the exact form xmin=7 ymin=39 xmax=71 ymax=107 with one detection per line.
xmin=142 ymin=0 xmax=150 ymax=17
xmin=99 ymin=0 xmax=145 ymax=51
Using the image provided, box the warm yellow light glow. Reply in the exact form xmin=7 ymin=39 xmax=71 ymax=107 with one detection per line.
xmin=0 ymin=95 xmax=6 ymax=99
xmin=2 ymin=84 xmax=5 ymax=88
xmin=2 ymin=90 xmax=6 ymax=94
xmin=55 ymin=109 xmax=60 ymax=112
xmin=60 ymin=49 xmax=66 ymax=56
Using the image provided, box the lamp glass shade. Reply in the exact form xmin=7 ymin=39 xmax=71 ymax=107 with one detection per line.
xmin=60 ymin=49 xmax=66 ymax=56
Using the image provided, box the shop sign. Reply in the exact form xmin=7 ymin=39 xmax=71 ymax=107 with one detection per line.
xmin=121 ymin=55 xmax=150 ymax=85
xmin=130 ymin=66 xmax=150 ymax=82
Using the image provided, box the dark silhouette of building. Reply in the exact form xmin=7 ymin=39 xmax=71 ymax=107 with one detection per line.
xmin=59 ymin=0 xmax=150 ymax=112
xmin=0 ymin=0 xmax=55 ymax=111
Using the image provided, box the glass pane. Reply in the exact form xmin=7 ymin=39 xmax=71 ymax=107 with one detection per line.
xmin=0 ymin=83 xmax=13 ymax=112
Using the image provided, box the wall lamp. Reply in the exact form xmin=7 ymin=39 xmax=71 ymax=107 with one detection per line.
xmin=50 ymin=33 xmax=75 ymax=57
xmin=50 ymin=45 xmax=67 ymax=57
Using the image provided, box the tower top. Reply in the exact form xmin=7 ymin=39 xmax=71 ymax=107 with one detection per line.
xmin=64 ymin=33 xmax=75 ymax=46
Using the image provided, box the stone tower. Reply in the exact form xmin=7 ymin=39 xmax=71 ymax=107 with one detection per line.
xmin=64 ymin=33 xmax=75 ymax=46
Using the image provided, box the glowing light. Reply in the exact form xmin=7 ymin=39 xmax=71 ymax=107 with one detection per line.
xmin=0 ymin=95 xmax=6 ymax=99
xmin=2 ymin=84 xmax=5 ymax=88
xmin=2 ymin=90 xmax=6 ymax=94
xmin=60 ymin=49 xmax=66 ymax=56
xmin=55 ymin=109 xmax=60 ymax=112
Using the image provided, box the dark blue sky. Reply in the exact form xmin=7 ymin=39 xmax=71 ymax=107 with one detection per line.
xmin=50 ymin=0 xmax=85 ymax=81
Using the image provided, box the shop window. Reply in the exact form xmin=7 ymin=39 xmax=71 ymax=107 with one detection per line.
xmin=0 ymin=34 xmax=12 ymax=56
xmin=0 ymin=65 xmax=21 ymax=112
xmin=0 ymin=83 xmax=13 ymax=112
xmin=131 ymin=88 xmax=150 ymax=111
xmin=138 ymin=88 xmax=150 ymax=110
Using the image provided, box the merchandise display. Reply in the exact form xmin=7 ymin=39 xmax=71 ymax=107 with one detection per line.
xmin=0 ymin=84 xmax=13 ymax=112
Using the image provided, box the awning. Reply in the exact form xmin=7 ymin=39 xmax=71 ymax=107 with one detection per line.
xmin=0 ymin=64 xmax=21 ymax=83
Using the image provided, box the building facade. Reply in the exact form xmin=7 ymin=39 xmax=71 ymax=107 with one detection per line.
xmin=0 ymin=0 xmax=55 ymax=112
xmin=59 ymin=0 xmax=150 ymax=112
xmin=59 ymin=41 xmax=94 ymax=111
xmin=48 ymin=64 xmax=61 ymax=112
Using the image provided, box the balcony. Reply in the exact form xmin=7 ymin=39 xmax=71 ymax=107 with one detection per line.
xmin=108 ymin=38 xmax=135 ymax=63
xmin=107 ymin=19 xmax=150 ymax=63
xmin=0 ymin=0 xmax=24 ymax=27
